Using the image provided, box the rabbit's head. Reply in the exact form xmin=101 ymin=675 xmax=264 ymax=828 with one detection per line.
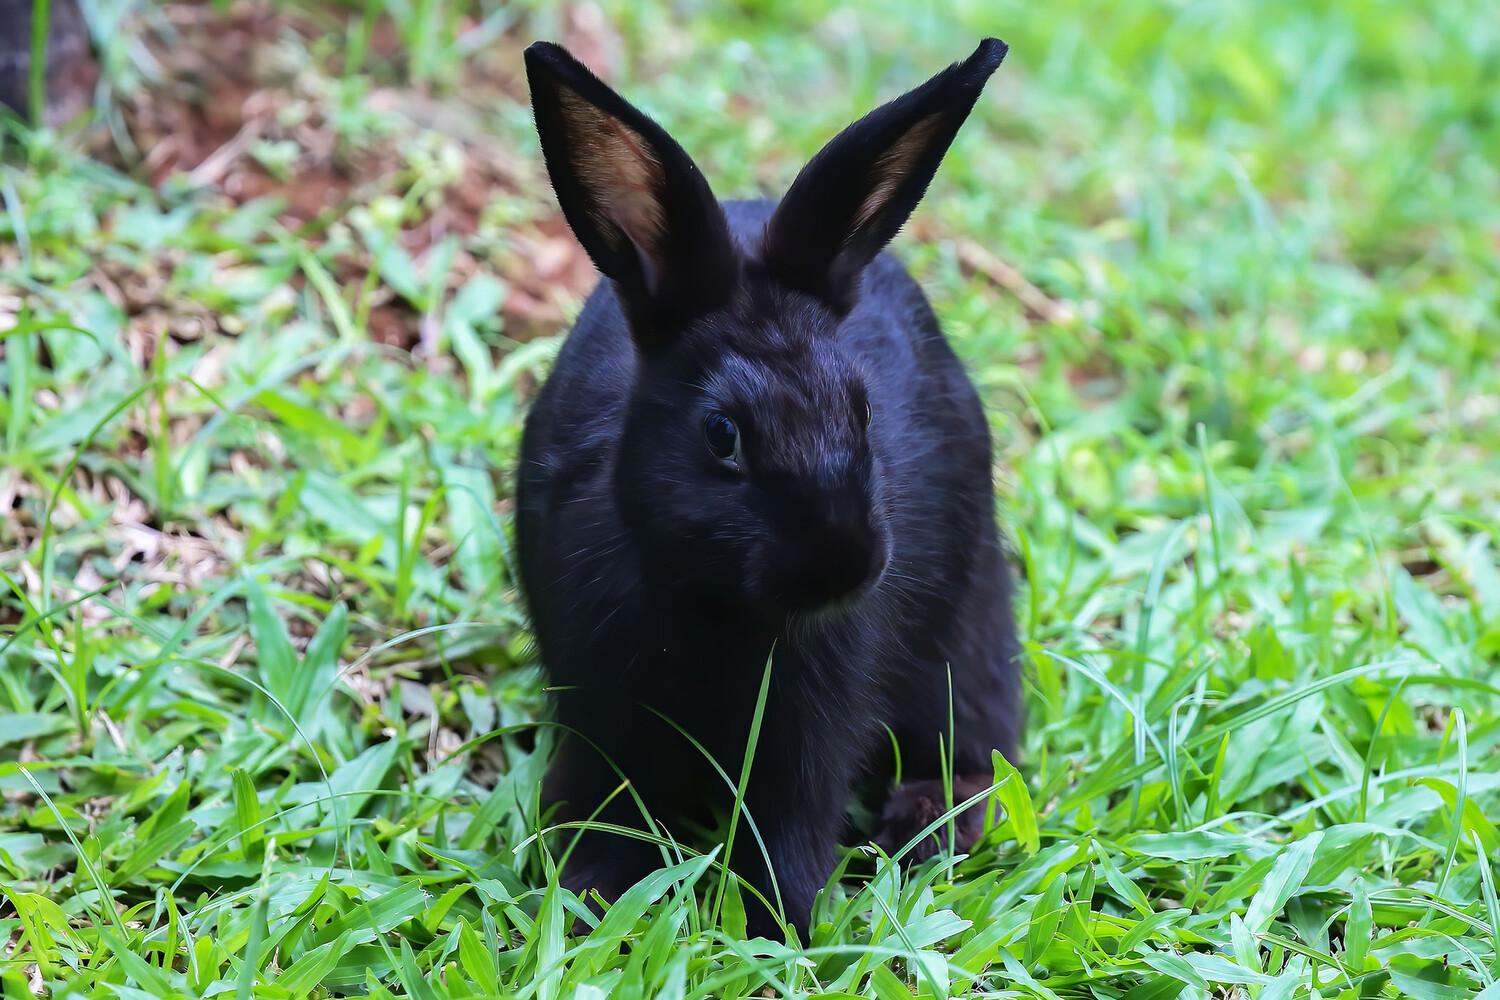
xmin=524 ymin=39 xmax=1005 ymax=616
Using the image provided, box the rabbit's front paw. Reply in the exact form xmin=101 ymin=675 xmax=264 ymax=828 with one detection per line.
xmin=874 ymin=775 xmax=992 ymax=861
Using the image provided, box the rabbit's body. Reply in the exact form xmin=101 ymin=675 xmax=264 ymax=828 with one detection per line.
xmin=518 ymin=42 xmax=1020 ymax=939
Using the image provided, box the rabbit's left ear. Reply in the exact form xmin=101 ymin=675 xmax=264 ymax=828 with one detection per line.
xmin=525 ymin=42 xmax=735 ymax=346
xmin=761 ymin=39 xmax=1007 ymax=313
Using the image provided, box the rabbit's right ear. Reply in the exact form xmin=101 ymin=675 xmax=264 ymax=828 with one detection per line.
xmin=525 ymin=42 xmax=736 ymax=348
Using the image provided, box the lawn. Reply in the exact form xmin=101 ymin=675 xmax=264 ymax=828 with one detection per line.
xmin=2 ymin=0 xmax=1499 ymax=997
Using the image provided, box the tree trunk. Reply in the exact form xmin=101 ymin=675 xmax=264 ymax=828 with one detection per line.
xmin=0 ymin=0 xmax=94 ymax=126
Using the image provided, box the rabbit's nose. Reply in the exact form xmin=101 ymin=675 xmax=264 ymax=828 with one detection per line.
xmin=777 ymin=495 xmax=888 ymax=610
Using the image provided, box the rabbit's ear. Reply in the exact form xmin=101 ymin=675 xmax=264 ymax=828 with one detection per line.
xmin=761 ymin=39 xmax=1007 ymax=312
xmin=525 ymin=42 xmax=735 ymax=347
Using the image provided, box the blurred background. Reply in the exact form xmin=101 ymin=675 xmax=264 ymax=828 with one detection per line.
xmin=5 ymin=0 xmax=1497 ymax=467
xmin=2 ymin=0 xmax=1499 ymax=994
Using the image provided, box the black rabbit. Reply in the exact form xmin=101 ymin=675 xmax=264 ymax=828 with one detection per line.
xmin=517 ymin=38 xmax=1022 ymax=940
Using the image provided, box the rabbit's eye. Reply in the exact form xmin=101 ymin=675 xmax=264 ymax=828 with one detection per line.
xmin=861 ymin=399 xmax=873 ymax=428
xmin=704 ymin=412 xmax=741 ymax=467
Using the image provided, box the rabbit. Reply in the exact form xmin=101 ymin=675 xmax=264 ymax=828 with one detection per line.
xmin=517 ymin=37 xmax=1022 ymax=941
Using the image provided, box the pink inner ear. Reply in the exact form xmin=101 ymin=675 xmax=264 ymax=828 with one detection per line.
xmin=853 ymin=112 xmax=946 ymax=230
xmin=557 ymin=87 xmax=668 ymax=261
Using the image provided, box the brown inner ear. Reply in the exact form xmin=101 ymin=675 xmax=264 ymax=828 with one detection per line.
xmin=557 ymin=87 xmax=667 ymax=260
xmin=853 ymin=112 xmax=946 ymax=230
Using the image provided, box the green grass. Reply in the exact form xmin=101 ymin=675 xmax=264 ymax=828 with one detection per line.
xmin=3 ymin=0 xmax=1499 ymax=996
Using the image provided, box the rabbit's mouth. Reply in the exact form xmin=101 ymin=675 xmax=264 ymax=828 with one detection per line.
xmin=773 ymin=517 xmax=891 ymax=614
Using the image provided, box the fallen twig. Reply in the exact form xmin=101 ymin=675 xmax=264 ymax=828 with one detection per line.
xmin=954 ymin=236 xmax=1097 ymax=336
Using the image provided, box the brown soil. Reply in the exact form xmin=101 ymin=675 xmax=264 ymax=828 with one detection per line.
xmin=101 ymin=0 xmax=598 ymax=349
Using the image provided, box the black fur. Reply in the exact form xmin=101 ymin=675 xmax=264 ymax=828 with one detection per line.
xmin=518 ymin=39 xmax=1022 ymax=940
